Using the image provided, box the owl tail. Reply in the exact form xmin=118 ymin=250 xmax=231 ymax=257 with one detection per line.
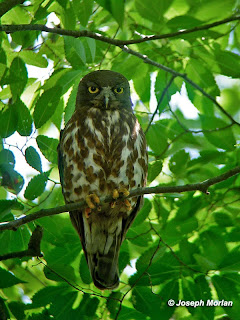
xmin=88 ymin=234 xmax=121 ymax=290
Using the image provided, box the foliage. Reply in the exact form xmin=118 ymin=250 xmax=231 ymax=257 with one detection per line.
xmin=0 ymin=0 xmax=240 ymax=319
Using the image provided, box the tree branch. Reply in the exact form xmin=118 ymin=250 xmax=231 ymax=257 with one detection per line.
xmin=0 ymin=0 xmax=24 ymax=18
xmin=0 ymin=226 xmax=43 ymax=261
xmin=0 ymin=15 xmax=239 ymax=44
xmin=121 ymin=45 xmax=240 ymax=126
xmin=0 ymin=17 xmax=239 ymax=126
xmin=0 ymin=166 xmax=239 ymax=232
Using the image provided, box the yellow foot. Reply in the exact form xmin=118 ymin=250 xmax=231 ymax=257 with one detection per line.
xmin=85 ymin=194 xmax=101 ymax=218
xmin=112 ymin=187 xmax=130 ymax=199
xmin=86 ymin=194 xmax=100 ymax=209
xmin=84 ymin=207 xmax=91 ymax=218
xmin=111 ymin=188 xmax=131 ymax=210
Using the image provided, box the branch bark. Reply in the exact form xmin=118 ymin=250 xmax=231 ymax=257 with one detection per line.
xmin=0 ymin=16 xmax=239 ymax=126
xmin=0 ymin=15 xmax=239 ymax=44
xmin=0 ymin=166 xmax=239 ymax=232
xmin=121 ymin=45 xmax=240 ymax=126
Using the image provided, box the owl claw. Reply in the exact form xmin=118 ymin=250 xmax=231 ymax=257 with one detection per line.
xmin=84 ymin=207 xmax=92 ymax=218
xmin=85 ymin=194 xmax=100 ymax=209
xmin=111 ymin=201 xmax=116 ymax=209
xmin=112 ymin=188 xmax=131 ymax=210
xmin=124 ymin=199 xmax=132 ymax=211
xmin=112 ymin=188 xmax=129 ymax=199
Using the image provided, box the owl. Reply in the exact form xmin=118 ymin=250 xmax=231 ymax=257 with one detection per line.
xmin=58 ymin=70 xmax=148 ymax=289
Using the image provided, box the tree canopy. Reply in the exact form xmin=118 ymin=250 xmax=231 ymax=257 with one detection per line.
xmin=0 ymin=0 xmax=240 ymax=319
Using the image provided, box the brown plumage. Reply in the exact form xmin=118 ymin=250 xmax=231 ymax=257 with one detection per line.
xmin=58 ymin=70 xmax=148 ymax=289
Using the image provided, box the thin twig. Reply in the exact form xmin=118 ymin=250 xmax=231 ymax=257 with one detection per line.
xmin=145 ymin=75 xmax=175 ymax=134
xmin=120 ymin=46 xmax=240 ymax=126
xmin=0 ymin=166 xmax=239 ymax=231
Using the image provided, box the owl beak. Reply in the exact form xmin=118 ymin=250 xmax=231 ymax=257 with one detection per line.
xmin=102 ymin=87 xmax=112 ymax=109
xmin=104 ymin=95 xmax=109 ymax=109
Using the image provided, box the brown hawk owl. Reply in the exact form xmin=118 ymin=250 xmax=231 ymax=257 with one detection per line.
xmin=58 ymin=70 xmax=148 ymax=289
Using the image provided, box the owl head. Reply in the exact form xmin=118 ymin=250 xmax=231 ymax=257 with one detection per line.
xmin=76 ymin=70 xmax=133 ymax=110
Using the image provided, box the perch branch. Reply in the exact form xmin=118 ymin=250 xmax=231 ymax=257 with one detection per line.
xmin=0 ymin=15 xmax=239 ymax=44
xmin=0 ymin=166 xmax=239 ymax=232
xmin=0 ymin=226 xmax=43 ymax=261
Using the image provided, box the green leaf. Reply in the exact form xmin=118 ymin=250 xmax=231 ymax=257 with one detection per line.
xmin=43 ymin=264 xmax=76 ymax=282
xmin=76 ymin=294 xmax=99 ymax=317
xmin=96 ymin=0 xmax=125 ymax=26
xmin=33 ymin=87 xmax=61 ymax=129
xmin=19 ymin=51 xmax=48 ymax=68
xmin=74 ymin=0 xmax=93 ymax=27
xmin=135 ymin=0 xmax=173 ymax=23
xmin=0 ymin=164 xmax=24 ymax=194
xmin=167 ymin=15 xmax=203 ymax=30
xmin=0 ymin=199 xmax=24 ymax=220
xmin=186 ymin=59 xmax=220 ymax=96
xmin=79 ymin=252 xmax=92 ymax=284
xmin=219 ymin=248 xmax=240 ymax=272
xmin=64 ymin=37 xmax=86 ymax=68
xmin=24 ymin=171 xmax=49 ymax=200
xmin=133 ymin=198 xmax=152 ymax=225
xmin=25 ymin=146 xmax=42 ymax=172
xmin=31 ymin=286 xmax=71 ymax=308
xmin=200 ymin=230 xmax=228 ymax=267
xmin=8 ymin=302 xmax=25 ymax=320
xmin=15 ymin=99 xmax=33 ymax=136
xmin=36 ymin=135 xmax=59 ymax=164
xmin=9 ymin=57 xmax=28 ymax=99
xmin=0 ymin=105 xmax=18 ymax=138
xmin=146 ymin=121 xmax=169 ymax=156
xmin=213 ymin=211 xmax=234 ymax=227
xmin=169 ymin=150 xmax=190 ymax=175
xmin=212 ymin=275 xmax=240 ymax=319
xmin=0 ymin=267 xmax=26 ymax=288
xmin=0 ymin=149 xmax=15 ymax=166
xmin=51 ymin=98 xmax=64 ymax=130
xmin=157 ymin=279 xmax=179 ymax=319
xmin=117 ymin=306 xmax=147 ymax=320
xmin=133 ymin=66 xmax=151 ymax=103
xmin=215 ymin=50 xmax=240 ymax=78
xmin=64 ymin=83 xmax=78 ymax=124
xmin=49 ymin=291 xmax=77 ymax=319
xmin=107 ymin=292 xmax=122 ymax=317
xmin=200 ymin=115 xmax=236 ymax=151
xmin=132 ymin=287 xmax=162 ymax=319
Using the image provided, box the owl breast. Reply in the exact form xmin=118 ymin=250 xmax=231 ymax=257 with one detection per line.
xmin=60 ymin=107 xmax=147 ymax=211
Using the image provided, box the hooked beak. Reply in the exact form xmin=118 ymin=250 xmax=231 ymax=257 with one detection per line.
xmin=104 ymin=94 xmax=109 ymax=109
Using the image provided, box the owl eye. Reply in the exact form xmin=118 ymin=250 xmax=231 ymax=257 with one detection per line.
xmin=114 ymin=87 xmax=124 ymax=94
xmin=88 ymin=86 xmax=99 ymax=93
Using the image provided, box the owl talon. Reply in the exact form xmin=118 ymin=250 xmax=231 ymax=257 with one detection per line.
xmin=84 ymin=207 xmax=91 ymax=218
xmin=112 ymin=189 xmax=119 ymax=199
xmin=86 ymin=194 xmax=100 ymax=209
xmin=112 ymin=188 xmax=129 ymax=199
xmin=124 ymin=199 xmax=132 ymax=211
xmin=111 ymin=201 xmax=116 ymax=209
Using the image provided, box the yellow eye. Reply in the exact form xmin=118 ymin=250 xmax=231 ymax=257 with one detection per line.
xmin=88 ymin=86 xmax=99 ymax=93
xmin=114 ymin=87 xmax=124 ymax=94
